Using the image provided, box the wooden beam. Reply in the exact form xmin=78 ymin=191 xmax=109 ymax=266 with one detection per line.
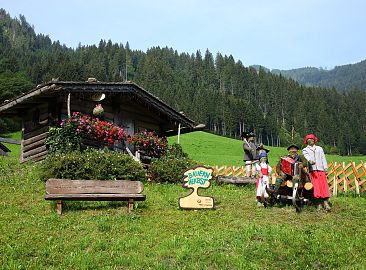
xmin=23 ymin=137 xmax=47 ymax=152
xmin=23 ymin=145 xmax=47 ymax=159
xmin=23 ymin=132 xmax=48 ymax=147
xmin=67 ymin=93 xmax=71 ymax=118
xmin=22 ymin=150 xmax=48 ymax=163
xmin=0 ymin=137 xmax=21 ymax=145
xmin=24 ymin=125 xmax=49 ymax=140
xmin=216 ymin=176 xmax=256 ymax=184
xmin=0 ymin=84 xmax=58 ymax=113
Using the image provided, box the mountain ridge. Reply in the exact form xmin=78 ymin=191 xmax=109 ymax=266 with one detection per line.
xmin=269 ymin=59 xmax=366 ymax=91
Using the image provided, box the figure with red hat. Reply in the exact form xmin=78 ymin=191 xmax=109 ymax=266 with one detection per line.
xmin=302 ymin=134 xmax=331 ymax=211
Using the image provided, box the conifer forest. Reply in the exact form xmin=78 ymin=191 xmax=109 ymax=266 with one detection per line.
xmin=0 ymin=9 xmax=365 ymax=155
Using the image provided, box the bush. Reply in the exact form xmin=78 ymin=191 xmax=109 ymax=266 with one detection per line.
xmin=45 ymin=124 xmax=81 ymax=154
xmin=148 ymin=144 xmax=199 ymax=183
xmin=40 ymin=149 xmax=147 ymax=182
xmin=127 ymin=130 xmax=167 ymax=157
xmin=323 ymin=145 xmax=340 ymax=155
xmin=166 ymin=143 xmax=188 ymax=158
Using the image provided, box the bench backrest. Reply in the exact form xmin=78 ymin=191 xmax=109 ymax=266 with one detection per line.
xmin=46 ymin=179 xmax=144 ymax=194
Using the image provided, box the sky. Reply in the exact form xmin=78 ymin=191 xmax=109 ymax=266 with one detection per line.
xmin=1 ymin=0 xmax=365 ymax=70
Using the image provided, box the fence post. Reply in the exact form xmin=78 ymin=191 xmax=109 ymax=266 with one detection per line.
xmin=341 ymin=162 xmax=347 ymax=193
xmin=352 ymin=162 xmax=360 ymax=196
xmin=355 ymin=179 xmax=360 ymax=196
xmin=333 ymin=176 xmax=337 ymax=196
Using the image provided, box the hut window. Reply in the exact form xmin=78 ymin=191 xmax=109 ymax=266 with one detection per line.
xmin=32 ymin=108 xmax=40 ymax=124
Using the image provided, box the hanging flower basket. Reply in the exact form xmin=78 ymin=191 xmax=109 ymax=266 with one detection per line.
xmin=93 ymin=104 xmax=104 ymax=117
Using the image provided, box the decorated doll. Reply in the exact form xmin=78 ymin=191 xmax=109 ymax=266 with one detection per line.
xmin=255 ymin=152 xmax=272 ymax=206
xmin=241 ymin=131 xmax=259 ymax=177
xmin=302 ymin=134 xmax=331 ymax=211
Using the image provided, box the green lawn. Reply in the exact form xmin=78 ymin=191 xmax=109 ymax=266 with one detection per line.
xmin=0 ymin=131 xmax=365 ymax=269
xmin=0 ymin=157 xmax=365 ymax=269
xmin=0 ymin=131 xmax=21 ymax=158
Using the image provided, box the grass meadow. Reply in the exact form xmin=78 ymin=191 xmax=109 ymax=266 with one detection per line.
xmin=0 ymin=131 xmax=365 ymax=269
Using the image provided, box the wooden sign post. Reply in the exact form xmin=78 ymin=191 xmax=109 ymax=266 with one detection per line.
xmin=179 ymin=166 xmax=214 ymax=209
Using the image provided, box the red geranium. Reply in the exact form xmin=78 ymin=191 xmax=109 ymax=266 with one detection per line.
xmin=127 ymin=130 xmax=167 ymax=157
xmin=62 ymin=112 xmax=128 ymax=145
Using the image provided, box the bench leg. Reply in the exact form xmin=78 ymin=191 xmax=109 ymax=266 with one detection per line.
xmin=128 ymin=199 xmax=134 ymax=213
xmin=56 ymin=200 xmax=63 ymax=215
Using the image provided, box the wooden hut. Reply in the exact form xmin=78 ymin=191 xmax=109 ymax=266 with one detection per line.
xmin=0 ymin=79 xmax=200 ymax=162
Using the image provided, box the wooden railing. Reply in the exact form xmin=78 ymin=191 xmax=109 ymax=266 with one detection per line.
xmin=0 ymin=137 xmax=21 ymax=145
xmin=327 ymin=161 xmax=366 ymax=196
xmin=212 ymin=161 xmax=366 ymax=196
xmin=212 ymin=165 xmax=247 ymax=177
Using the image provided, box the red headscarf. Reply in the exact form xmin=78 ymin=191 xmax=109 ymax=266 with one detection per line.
xmin=304 ymin=134 xmax=318 ymax=144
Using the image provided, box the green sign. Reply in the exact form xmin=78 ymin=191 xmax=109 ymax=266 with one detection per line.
xmin=179 ymin=166 xmax=214 ymax=209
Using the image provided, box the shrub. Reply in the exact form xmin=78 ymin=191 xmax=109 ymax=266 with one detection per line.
xmin=148 ymin=144 xmax=199 ymax=183
xmin=45 ymin=123 xmax=81 ymax=154
xmin=166 ymin=143 xmax=188 ymax=158
xmin=323 ymin=145 xmax=340 ymax=155
xmin=127 ymin=130 xmax=167 ymax=157
xmin=40 ymin=149 xmax=147 ymax=182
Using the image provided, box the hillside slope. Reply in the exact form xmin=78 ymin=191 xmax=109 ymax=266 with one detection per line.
xmin=272 ymin=60 xmax=366 ymax=91
xmin=168 ymin=131 xmax=365 ymax=167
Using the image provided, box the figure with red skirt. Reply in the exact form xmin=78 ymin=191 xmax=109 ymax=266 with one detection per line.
xmin=302 ymin=134 xmax=331 ymax=211
xmin=255 ymin=152 xmax=272 ymax=207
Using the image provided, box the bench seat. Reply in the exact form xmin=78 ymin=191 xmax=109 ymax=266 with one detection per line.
xmin=45 ymin=179 xmax=146 ymax=214
xmin=45 ymin=193 xmax=146 ymax=200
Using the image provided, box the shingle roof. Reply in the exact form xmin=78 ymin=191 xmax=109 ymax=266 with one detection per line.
xmin=0 ymin=80 xmax=195 ymax=128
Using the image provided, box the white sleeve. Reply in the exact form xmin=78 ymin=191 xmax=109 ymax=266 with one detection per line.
xmin=255 ymin=163 xmax=261 ymax=171
xmin=320 ymin=147 xmax=328 ymax=170
xmin=302 ymin=147 xmax=313 ymax=163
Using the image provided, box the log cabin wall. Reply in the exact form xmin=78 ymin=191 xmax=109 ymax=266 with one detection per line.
xmin=59 ymin=99 xmax=116 ymax=125
xmin=60 ymin=95 xmax=162 ymax=135
xmin=112 ymin=99 xmax=162 ymax=133
xmin=114 ymin=104 xmax=160 ymax=135
xmin=21 ymin=103 xmax=49 ymax=163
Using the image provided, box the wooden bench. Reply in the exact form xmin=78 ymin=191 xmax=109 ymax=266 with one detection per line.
xmin=45 ymin=179 xmax=146 ymax=215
